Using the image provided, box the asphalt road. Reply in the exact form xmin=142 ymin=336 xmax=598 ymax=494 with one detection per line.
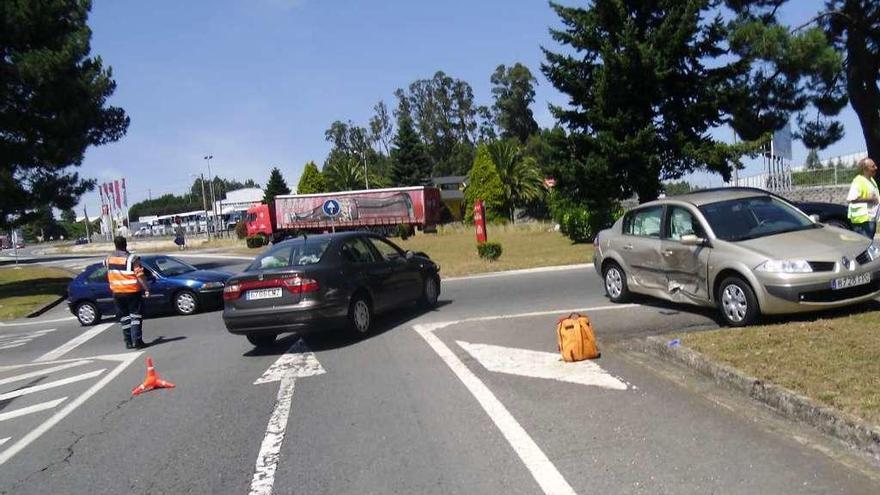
xmin=1 ymin=254 xmax=878 ymax=494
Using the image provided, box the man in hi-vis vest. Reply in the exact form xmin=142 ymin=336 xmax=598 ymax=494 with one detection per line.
xmin=104 ymin=236 xmax=151 ymax=349
xmin=846 ymin=157 xmax=879 ymax=239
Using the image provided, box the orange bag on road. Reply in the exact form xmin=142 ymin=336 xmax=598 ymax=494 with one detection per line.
xmin=556 ymin=313 xmax=599 ymax=362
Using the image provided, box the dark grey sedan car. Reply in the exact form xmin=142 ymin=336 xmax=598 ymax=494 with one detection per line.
xmin=223 ymin=232 xmax=441 ymax=347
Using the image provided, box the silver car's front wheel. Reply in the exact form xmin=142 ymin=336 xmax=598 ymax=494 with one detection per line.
xmin=603 ymin=263 xmax=629 ymax=303
xmin=718 ymin=277 xmax=758 ymax=327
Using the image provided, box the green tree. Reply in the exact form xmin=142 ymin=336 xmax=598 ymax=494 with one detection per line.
xmin=369 ymin=100 xmax=393 ymax=155
xmin=663 ymin=181 xmax=694 ymax=196
xmin=61 ymin=209 xmax=77 ymax=224
xmin=391 ymin=98 xmax=432 ymax=186
xmin=805 ymin=149 xmax=822 ymax=170
xmin=542 ymin=1 xmax=753 ymax=204
xmin=464 ymin=145 xmax=506 ymax=224
xmin=297 ymin=161 xmax=327 ymax=194
xmin=490 ymin=63 xmax=539 ymax=143
xmin=486 ymin=140 xmax=543 ymax=220
xmin=323 ymin=151 xmax=365 ymax=191
xmin=1 ymin=0 xmax=129 ymax=230
xmin=263 ymin=167 xmax=291 ymax=204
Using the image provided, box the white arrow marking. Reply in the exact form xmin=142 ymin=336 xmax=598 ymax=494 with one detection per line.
xmin=35 ymin=323 xmax=115 ymax=362
xmin=249 ymin=339 xmax=325 ymax=495
xmin=0 ymin=360 xmax=92 ymax=386
xmin=457 ymin=341 xmax=628 ymax=391
xmin=415 ymin=324 xmax=577 ymax=495
xmin=0 ymin=397 xmax=67 ymax=422
xmin=0 ymin=369 xmax=105 ymax=401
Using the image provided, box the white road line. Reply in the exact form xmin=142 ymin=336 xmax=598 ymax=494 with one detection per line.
xmin=0 ymin=343 xmax=27 ymax=351
xmin=443 ymin=263 xmax=594 ymax=282
xmin=0 ymin=398 xmax=67 ymax=422
xmin=415 ymin=324 xmax=577 ymax=495
xmin=0 ymin=360 xmax=92 ymax=386
xmin=0 ymin=438 xmax=8 ymax=447
xmin=0 ymin=316 xmax=76 ymax=327
xmin=248 ymin=375 xmax=296 ymax=495
xmin=0 ymin=369 xmax=105 ymax=401
xmin=0 ymin=352 xmax=140 ymax=465
xmin=0 ymin=329 xmax=57 ymax=340
xmin=34 ymin=323 xmax=114 ymax=362
xmin=453 ymin=304 xmax=638 ymax=326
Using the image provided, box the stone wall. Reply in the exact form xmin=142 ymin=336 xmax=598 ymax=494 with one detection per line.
xmin=776 ymin=185 xmax=849 ymax=204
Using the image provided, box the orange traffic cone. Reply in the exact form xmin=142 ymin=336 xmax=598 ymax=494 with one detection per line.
xmin=131 ymin=357 xmax=176 ymax=396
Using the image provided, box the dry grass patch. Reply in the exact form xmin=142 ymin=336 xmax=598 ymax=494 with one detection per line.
xmin=676 ymin=310 xmax=880 ymax=425
xmin=0 ymin=266 xmax=73 ymax=320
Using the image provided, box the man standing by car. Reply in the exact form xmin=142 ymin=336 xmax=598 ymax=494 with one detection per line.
xmin=847 ymin=157 xmax=879 ymax=238
xmin=104 ymin=236 xmax=150 ymax=349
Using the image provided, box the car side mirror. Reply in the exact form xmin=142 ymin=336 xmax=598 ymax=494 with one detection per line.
xmin=405 ymin=250 xmax=415 ymax=260
xmin=809 ymin=214 xmax=821 ymax=223
xmin=680 ymin=234 xmax=707 ymax=247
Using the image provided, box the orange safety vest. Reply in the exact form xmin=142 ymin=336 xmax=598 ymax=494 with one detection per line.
xmin=104 ymin=252 xmax=144 ymax=294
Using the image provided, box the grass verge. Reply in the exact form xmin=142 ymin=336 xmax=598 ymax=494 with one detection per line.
xmin=674 ymin=309 xmax=880 ymax=425
xmin=0 ymin=266 xmax=73 ymax=320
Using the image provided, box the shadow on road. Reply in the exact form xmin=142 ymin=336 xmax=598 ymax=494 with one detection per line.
xmin=145 ymin=335 xmax=187 ymax=348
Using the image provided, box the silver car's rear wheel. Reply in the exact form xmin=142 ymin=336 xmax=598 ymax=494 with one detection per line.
xmin=718 ymin=276 xmax=758 ymax=327
xmin=603 ymin=262 xmax=630 ymax=303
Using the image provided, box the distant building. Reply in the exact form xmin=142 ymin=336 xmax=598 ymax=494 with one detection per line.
xmin=428 ymin=176 xmax=466 ymax=221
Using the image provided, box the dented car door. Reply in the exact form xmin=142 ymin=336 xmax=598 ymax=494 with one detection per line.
xmin=660 ymin=205 xmax=711 ymax=303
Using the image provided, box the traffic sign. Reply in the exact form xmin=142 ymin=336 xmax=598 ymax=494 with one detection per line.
xmin=322 ymin=199 xmax=341 ymax=218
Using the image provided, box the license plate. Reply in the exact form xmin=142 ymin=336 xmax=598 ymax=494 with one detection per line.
xmin=246 ymin=288 xmax=282 ymax=300
xmin=831 ymin=272 xmax=871 ymax=290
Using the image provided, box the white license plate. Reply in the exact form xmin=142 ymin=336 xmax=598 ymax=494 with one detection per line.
xmin=246 ymin=288 xmax=283 ymax=300
xmin=831 ymin=272 xmax=871 ymax=290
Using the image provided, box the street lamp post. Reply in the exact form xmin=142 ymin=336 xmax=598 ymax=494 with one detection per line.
xmin=204 ymin=154 xmax=218 ymax=236
xmin=190 ymin=173 xmax=210 ymax=240
xmin=360 ymin=150 xmax=369 ymax=189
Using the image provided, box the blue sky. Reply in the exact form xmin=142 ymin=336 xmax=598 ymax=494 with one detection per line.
xmin=78 ymin=0 xmax=867 ymax=216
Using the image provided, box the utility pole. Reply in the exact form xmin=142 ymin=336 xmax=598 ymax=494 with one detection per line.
xmin=361 ymin=150 xmax=370 ymax=189
xmin=204 ymin=155 xmax=218 ymax=235
xmin=200 ymin=173 xmax=210 ymax=240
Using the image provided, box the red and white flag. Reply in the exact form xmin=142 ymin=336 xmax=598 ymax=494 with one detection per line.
xmin=114 ymin=180 xmax=122 ymax=209
xmin=121 ymin=178 xmax=128 ymax=207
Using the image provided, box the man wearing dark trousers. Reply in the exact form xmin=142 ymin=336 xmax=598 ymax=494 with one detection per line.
xmin=104 ymin=236 xmax=151 ymax=349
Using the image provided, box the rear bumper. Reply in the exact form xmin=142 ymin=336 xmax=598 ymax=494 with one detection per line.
xmin=223 ymin=301 xmax=347 ymax=335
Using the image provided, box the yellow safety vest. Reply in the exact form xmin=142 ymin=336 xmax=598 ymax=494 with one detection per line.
xmin=847 ymin=175 xmax=879 ymax=224
xmin=104 ymin=253 xmax=144 ymax=294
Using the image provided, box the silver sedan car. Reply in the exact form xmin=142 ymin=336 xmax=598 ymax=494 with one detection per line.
xmin=593 ymin=188 xmax=880 ymax=326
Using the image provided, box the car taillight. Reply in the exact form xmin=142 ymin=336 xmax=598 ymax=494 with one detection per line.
xmin=281 ymin=276 xmax=319 ymax=294
xmin=223 ymin=284 xmax=241 ymax=301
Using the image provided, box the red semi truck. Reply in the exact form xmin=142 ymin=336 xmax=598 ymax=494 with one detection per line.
xmin=246 ymin=186 xmax=442 ymax=241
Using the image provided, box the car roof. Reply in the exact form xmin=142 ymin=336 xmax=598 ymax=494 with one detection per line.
xmin=274 ymin=231 xmax=379 ymax=245
xmin=657 ymin=187 xmax=777 ymax=207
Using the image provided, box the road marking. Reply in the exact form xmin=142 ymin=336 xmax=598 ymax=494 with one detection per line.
xmin=0 ymin=328 xmax=57 ymax=341
xmin=0 ymin=360 xmax=92 ymax=386
xmin=443 ymin=263 xmax=594 ymax=282
xmin=0 ymin=317 xmax=76 ymax=327
xmin=0 ymin=352 xmax=141 ymax=465
xmin=0 ymin=398 xmax=67 ymax=423
xmin=457 ymin=341 xmax=628 ymax=390
xmin=34 ymin=323 xmax=114 ymax=362
xmin=0 ymin=369 xmax=105 ymax=401
xmin=249 ymin=339 xmax=326 ymax=495
xmin=0 ymin=438 xmax=8 ymax=447
xmin=415 ymin=323 xmax=576 ymax=495
xmin=0 ymin=343 xmax=27 ymax=351
xmin=443 ymin=304 xmax=638 ymax=327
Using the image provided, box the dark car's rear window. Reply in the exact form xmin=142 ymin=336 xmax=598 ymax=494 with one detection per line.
xmin=247 ymin=238 xmax=331 ymax=271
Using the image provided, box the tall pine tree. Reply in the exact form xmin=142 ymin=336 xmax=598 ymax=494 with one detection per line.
xmin=297 ymin=161 xmax=327 ymax=194
xmin=263 ymin=167 xmax=291 ymax=204
xmin=390 ymin=105 xmax=432 ymax=186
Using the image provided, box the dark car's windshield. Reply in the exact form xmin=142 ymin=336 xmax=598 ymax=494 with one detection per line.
xmin=247 ymin=238 xmax=331 ymax=271
xmin=147 ymin=257 xmax=198 ymax=277
xmin=699 ymin=196 xmax=818 ymax=242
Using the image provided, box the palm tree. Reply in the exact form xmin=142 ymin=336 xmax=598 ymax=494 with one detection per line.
xmin=323 ymin=152 xmax=365 ymax=191
xmin=487 ymin=139 xmax=544 ymax=221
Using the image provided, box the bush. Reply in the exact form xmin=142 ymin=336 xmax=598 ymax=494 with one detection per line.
xmin=464 ymin=145 xmax=507 ymax=224
xmin=246 ymin=235 xmax=267 ymax=249
xmin=396 ymin=224 xmax=413 ymax=240
xmin=234 ymin=221 xmax=248 ymax=239
xmin=477 ymin=242 xmax=503 ymax=261
xmin=549 ymin=193 xmax=622 ymax=243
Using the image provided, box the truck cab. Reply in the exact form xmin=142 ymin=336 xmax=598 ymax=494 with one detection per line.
xmin=246 ymin=203 xmax=274 ymax=238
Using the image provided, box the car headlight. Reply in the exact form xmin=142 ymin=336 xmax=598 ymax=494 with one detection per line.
xmin=201 ymin=281 xmax=225 ymax=289
xmin=868 ymin=242 xmax=880 ymax=262
xmin=756 ymin=259 xmax=813 ymax=273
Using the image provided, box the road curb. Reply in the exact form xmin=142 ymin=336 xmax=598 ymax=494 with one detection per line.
xmin=632 ymin=335 xmax=880 ymax=460
xmin=25 ymin=295 xmax=68 ymax=318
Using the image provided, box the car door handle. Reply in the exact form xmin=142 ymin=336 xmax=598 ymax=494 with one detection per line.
xmin=623 ymin=244 xmax=634 ymax=250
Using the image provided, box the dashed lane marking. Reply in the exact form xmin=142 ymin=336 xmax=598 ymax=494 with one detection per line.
xmin=0 ymin=398 xmax=68 ymax=423
xmin=34 ymin=323 xmax=114 ymax=362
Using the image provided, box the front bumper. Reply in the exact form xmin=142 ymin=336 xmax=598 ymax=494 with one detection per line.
xmin=759 ymin=269 xmax=880 ymax=314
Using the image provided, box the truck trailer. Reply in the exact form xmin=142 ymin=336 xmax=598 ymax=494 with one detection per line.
xmin=246 ymin=186 xmax=442 ymax=241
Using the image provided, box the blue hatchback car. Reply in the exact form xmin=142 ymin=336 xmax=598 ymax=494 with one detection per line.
xmin=68 ymin=255 xmax=232 ymax=326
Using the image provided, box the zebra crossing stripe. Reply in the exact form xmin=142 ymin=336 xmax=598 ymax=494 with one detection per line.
xmin=0 ymin=369 xmax=105 ymax=401
xmin=0 ymin=398 xmax=67 ymax=423
xmin=0 ymin=360 xmax=92 ymax=386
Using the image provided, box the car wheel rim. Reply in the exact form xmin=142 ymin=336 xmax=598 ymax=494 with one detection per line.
xmin=354 ymin=300 xmax=370 ymax=332
xmin=78 ymin=304 xmax=95 ymax=325
xmin=177 ymin=293 xmax=196 ymax=314
xmin=605 ymin=268 xmax=622 ymax=298
xmin=722 ymin=285 xmax=747 ymax=323
xmin=426 ymin=278 xmax=438 ymax=304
